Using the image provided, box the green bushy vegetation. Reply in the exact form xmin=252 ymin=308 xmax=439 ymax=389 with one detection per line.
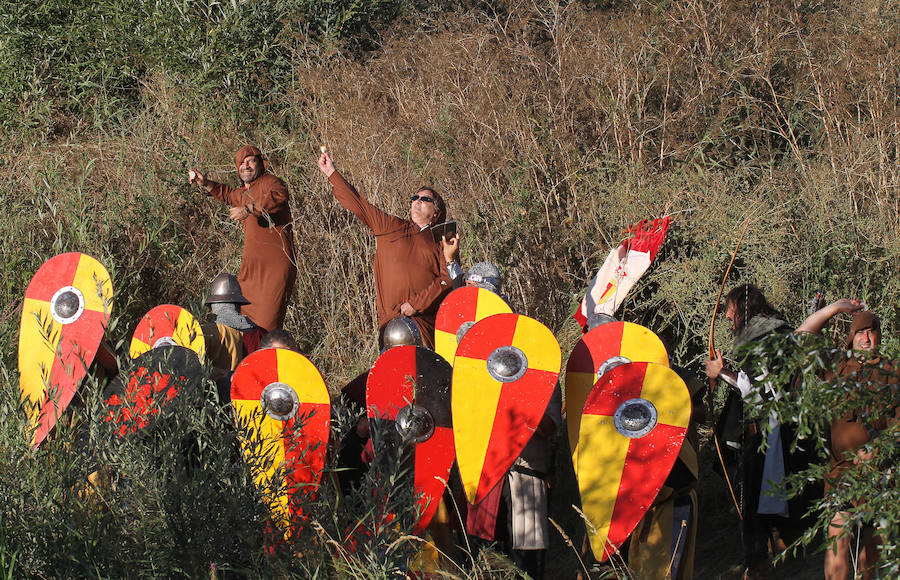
xmin=1 ymin=0 xmax=898 ymax=576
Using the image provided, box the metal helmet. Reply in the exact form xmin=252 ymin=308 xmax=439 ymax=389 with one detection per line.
xmin=587 ymin=312 xmax=616 ymax=331
xmin=466 ymin=262 xmax=502 ymax=295
xmin=382 ymin=316 xmax=422 ymax=349
xmin=205 ymin=273 xmax=250 ymax=305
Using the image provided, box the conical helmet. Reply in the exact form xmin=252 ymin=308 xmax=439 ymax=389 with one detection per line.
xmin=206 ymin=273 xmax=250 ymax=305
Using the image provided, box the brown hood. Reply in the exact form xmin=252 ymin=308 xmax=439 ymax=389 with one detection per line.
xmin=432 ymin=191 xmax=447 ymax=225
xmin=845 ymin=311 xmax=881 ymax=349
xmin=234 ymin=145 xmax=264 ymax=172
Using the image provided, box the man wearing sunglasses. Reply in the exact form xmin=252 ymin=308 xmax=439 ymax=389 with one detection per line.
xmin=317 ymin=150 xmax=452 ymax=348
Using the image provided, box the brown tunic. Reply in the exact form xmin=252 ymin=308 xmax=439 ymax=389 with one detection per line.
xmin=208 ymin=173 xmax=296 ymax=332
xmin=328 ymin=171 xmax=452 ymax=347
xmin=827 ymin=357 xmax=900 ymax=486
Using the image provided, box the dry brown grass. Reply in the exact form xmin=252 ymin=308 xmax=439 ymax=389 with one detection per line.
xmin=2 ymin=0 xmax=898 ymax=383
xmin=0 ymin=1 xmax=898 ymax=577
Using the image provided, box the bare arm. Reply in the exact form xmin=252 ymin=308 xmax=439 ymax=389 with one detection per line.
xmin=795 ymin=298 xmax=863 ymax=335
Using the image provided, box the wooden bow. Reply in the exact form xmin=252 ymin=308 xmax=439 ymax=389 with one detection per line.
xmin=708 ymin=216 xmax=751 ymax=520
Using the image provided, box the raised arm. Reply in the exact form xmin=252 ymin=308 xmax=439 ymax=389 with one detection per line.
xmin=318 ymin=151 xmax=399 ymax=233
xmin=795 ymin=298 xmax=863 ymax=335
xmin=190 ymin=169 xmax=246 ymax=214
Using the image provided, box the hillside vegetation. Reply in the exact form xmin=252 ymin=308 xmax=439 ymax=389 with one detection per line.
xmin=1 ymin=0 xmax=898 ymax=576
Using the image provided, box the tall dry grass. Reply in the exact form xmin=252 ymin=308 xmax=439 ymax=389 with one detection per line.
xmin=0 ymin=0 xmax=898 ymax=574
xmin=4 ymin=1 xmax=898 ymax=373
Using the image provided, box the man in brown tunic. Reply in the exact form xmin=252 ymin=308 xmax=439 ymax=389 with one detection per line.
xmin=316 ymin=151 xmax=452 ymax=348
xmin=797 ymin=301 xmax=899 ymax=579
xmin=190 ymin=145 xmax=296 ymax=332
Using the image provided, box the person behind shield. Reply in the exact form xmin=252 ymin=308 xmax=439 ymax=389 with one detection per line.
xmin=317 ymin=150 xmax=452 ymax=349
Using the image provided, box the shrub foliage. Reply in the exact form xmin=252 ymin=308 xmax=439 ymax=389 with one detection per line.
xmin=1 ymin=0 xmax=899 ymax=575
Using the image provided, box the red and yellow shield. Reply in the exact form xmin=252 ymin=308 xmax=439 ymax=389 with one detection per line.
xmin=129 ymin=304 xmax=205 ymax=359
xmin=367 ymin=345 xmax=455 ymax=533
xmin=18 ymin=252 xmax=113 ymax=447
xmin=231 ymin=348 xmax=330 ymax=531
xmin=576 ymin=362 xmax=690 ymax=561
xmin=564 ymin=321 xmax=668 ymax=461
xmin=452 ymin=313 xmax=560 ymax=504
xmin=104 ymin=346 xmax=202 ymax=436
xmin=434 ymin=286 xmax=511 ymax=366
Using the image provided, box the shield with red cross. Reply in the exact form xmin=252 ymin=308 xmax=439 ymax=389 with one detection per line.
xmin=18 ymin=252 xmax=113 ymax=447
xmin=451 ymin=313 xmax=560 ymax=504
xmin=576 ymin=361 xmax=690 ymax=561
xmin=129 ymin=304 xmax=205 ymax=360
xmin=231 ymin=348 xmax=330 ymax=530
xmin=434 ymin=286 xmax=511 ymax=366
xmin=564 ymin=321 xmax=668 ymax=463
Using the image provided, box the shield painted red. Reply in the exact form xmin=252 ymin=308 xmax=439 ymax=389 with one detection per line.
xmin=576 ymin=362 xmax=690 ymax=561
xmin=565 ymin=322 xmax=668 ymax=463
xmin=104 ymin=346 xmax=202 ymax=436
xmin=231 ymin=348 xmax=330 ymax=531
xmin=366 ymin=345 xmax=455 ymax=533
xmin=452 ymin=313 xmax=560 ymax=504
xmin=18 ymin=253 xmax=113 ymax=447
xmin=434 ymin=286 xmax=511 ymax=366
xmin=129 ymin=304 xmax=205 ymax=359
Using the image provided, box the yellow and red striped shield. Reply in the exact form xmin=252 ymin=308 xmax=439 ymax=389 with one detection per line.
xmin=19 ymin=252 xmax=113 ymax=447
xmin=565 ymin=322 xmax=668 ymax=462
xmin=576 ymin=362 xmax=690 ymax=561
xmin=452 ymin=313 xmax=560 ymax=504
xmin=231 ymin=348 xmax=330 ymax=531
xmin=434 ymin=287 xmax=511 ymax=366
xmin=129 ymin=304 xmax=205 ymax=359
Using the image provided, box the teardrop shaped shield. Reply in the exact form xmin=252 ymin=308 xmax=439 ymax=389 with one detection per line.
xmin=576 ymin=361 xmax=690 ymax=562
xmin=19 ymin=252 xmax=113 ymax=447
xmin=565 ymin=322 xmax=668 ymax=464
xmin=129 ymin=304 xmax=206 ymax=360
xmin=452 ymin=313 xmax=560 ymax=504
xmin=366 ymin=345 xmax=454 ymax=533
xmin=434 ymin=286 xmax=511 ymax=366
xmin=231 ymin=348 xmax=330 ymax=531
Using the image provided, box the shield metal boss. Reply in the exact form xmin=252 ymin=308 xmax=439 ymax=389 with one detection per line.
xmin=129 ymin=304 xmax=206 ymax=360
xmin=104 ymin=345 xmax=202 ymax=436
xmin=367 ymin=345 xmax=454 ymax=532
xmin=18 ymin=252 xmax=113 ymax=447
xmin=452 ymin=312 xmax=560 ymax=504
xmin=565 ymin=321 xmax=668 ymax=463
xmin=231 ymin=348 xmax=330 ymax=530
xmin=434 ymin=286 xmax=511 ymax=366
xmin=576 ymin=362 xmax=690 ymax=562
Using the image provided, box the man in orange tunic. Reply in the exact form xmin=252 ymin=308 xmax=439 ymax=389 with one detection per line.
xmin=190 ymin=145 xmax=296 ymax=332
xmin=316 ymin=150 xmax=452 ymax=348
